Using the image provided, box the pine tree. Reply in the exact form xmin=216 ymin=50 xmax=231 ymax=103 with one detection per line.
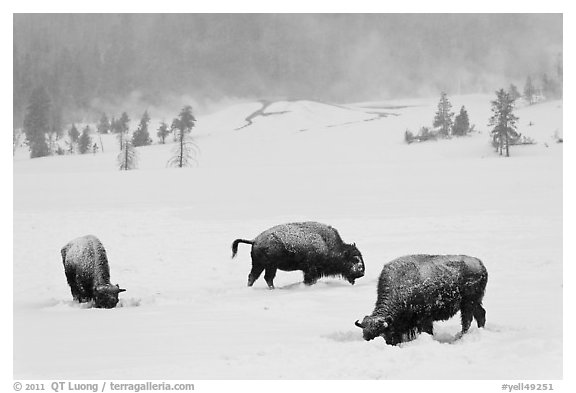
xmin=540 ymin=73 xmax=560 ymax=100
xmin=157 ymin=121 xmax=171 ymax=144
xmin=452 ymin=106 xmax=471 ymax=136
xmin=116 ymin=112 xmax=130 ymax=150
xmin=556 ymin=52 xmax=563 ymax=98
xmin=132 ymin=110 xmax=152 ymax=147
xmin=168 ymin=105 xmax=198 ymax=168
xmin=23 ymin=86 xmax=51 ymax=158
xmin=433 ymin=92 xmax=454 ymax=137
xmin=78 ymin=125 xmax=92 ymax=154
xmin=524 ymin=76 xmax=536 ymax=105
xmin=404 ymin=129 xmax=414 ymax=144
xmin=97 ymin=113 xmax=111 ymax=134
xmin=110 ymin=117 xmax=118 ymax=133
xmin=48 ymin=107 xmax=63 ymax=154
xmin=508 ymin=84 xmax=521 ymax=101
xmin=13 ymin=128 xmax=22 ymax=155
xmin=118 ymin=139 xmax=138 ymax=170
xmin=68 ymin=123 xmax=80 ymax=153
xmin=489 ymin=89 xmax=519 ymax=157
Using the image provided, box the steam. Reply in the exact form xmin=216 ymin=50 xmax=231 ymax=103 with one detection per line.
xmin=15 ymin=13 xmax=562 ymax=119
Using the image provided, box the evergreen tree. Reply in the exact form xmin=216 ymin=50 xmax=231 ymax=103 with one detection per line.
xmin=118 ymin=139 xmax=138 ymax=170
xmin=168 ymin=105 xmax=198 ymax=168
xmin=68 ymin=123 xmax=80 ymax=153
xmin=523 ymin=76 xmax=536 ymax=105
xmin=48 ymin=107 xmax=63 ymax=154
xmin=433 ymin=92 xmax=454 ymax=137
xmin=508 ymin=84 xmax=521 ymax=101
xmin=452 ymin=106 xmax=471 ymax=136
xmin=23 ymin=86 xmax=51 ymax=158
xmin=116 ymin=112 xmax=130 ymax=150
xmin=556 ymin=52 xmax=563 ymax=98
xmin=489 ymin=89 xmax=519 ymax=157
xmin=97 ymin=113 xmax=111 ymax=134
xmin=157 ymin=121 xmax=171 ymax=144
xmin=13 ymin=128 xmax=22 ymax=155
xmin=540 ymin=73 xmax=560 ymax=100
xmin=78 ymin=125 xmax=92 ymax=154
xmin=132 ymin=110 xmax=152 ymax=147
xmin=110 ymin=117 xmax=119 ymax=133
xmin=404 ymin=129 xmax=414 ymax=144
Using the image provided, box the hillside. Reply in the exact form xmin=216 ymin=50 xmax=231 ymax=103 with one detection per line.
xmin=13 ymin=95 xmax=563 ymax=379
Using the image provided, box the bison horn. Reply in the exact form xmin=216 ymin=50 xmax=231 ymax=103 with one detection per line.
xmin=118 ymin=288 xmax=126 ymax=293
xmin=355 ymin=320 xmax=364 ymax=328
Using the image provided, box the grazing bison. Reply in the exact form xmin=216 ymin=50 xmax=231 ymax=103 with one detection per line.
xmin=355 ymin=254 xmax=487 ymax=345
xmin=61 ymin=235 xmax=126 ymax=308
xmin=231 ymin=221 xmax=365 ymax=288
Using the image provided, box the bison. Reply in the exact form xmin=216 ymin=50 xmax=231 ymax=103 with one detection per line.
xmin=231 ymin=221 xmax=365 ymax=288
xmin=355 ymin=254 xmax=487 ymax=345
xmin=61 ymin=235 xmax=126 ymax=308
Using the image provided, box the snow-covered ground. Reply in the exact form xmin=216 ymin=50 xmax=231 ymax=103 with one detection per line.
xmin=13 ymin=95 xmax=563 ymax=379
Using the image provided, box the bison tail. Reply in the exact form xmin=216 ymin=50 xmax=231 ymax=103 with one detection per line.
xmin=231 ymin=239 xmax=254 ymax=258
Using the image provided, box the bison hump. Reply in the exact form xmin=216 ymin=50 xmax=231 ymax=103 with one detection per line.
xmin=268 ymin=224 xmax=328 ymax=254
xmin=461 ymin=256 xmax=485 ymax=273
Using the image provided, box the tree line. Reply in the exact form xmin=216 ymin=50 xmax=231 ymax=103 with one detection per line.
xmin=19 ymin=86 xmax=198 ymax=169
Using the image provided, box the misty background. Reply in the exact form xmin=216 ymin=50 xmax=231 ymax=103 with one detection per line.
xmin=13 ymin=13 xmax=562 ymax=126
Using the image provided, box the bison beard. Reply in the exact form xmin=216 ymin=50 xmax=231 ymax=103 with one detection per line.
xmin=61 ymin=234 xmax=126 ymax=308
xmin=355 ymin=254 xmax=487 ymax=345
xmin=231 ymin=222 xmax=365 ymax=288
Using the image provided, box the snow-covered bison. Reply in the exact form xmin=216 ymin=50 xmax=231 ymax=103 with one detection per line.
xmin=61 ymin=235 xmax=126 ymax=308
xmin=231 ymin=222 xmax=365 ymax=288
xmin=355 ymin=254 xmax=487 ymax=345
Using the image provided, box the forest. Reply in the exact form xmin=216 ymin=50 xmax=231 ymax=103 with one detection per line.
xmin=13 ymin=14 xmax=562 ymax=128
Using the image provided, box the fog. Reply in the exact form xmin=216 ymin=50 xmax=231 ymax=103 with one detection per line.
xmin=13 ymin=14 xmax=562 ymax=122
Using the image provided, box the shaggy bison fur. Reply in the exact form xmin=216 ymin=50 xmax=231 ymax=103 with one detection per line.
xmin=231 ymin=222 xmax=365 ymax=288
xmin=61 ymin=235 xmax=126 ymax=308
xmin=355 ymin=254 xmax=487 ymax=345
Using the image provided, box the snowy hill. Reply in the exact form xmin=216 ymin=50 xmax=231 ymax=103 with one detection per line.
xmin=13 ymin=95 xmax=563 ymax=379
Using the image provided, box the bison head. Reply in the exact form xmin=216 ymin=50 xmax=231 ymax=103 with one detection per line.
xmin=343 ymin=243 xmax=365 ymax=284
xmin=94 ymin=284 xmax=126 ymax=308
xmin=354 ymin=315 xmax=391 ymax=341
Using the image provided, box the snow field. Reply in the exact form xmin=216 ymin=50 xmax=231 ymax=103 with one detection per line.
xmin=13 ymin=95 xmax=562 ymax=379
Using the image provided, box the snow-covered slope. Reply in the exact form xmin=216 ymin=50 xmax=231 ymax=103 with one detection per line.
xmin=13 ymin=95 xmax=563 ymax=379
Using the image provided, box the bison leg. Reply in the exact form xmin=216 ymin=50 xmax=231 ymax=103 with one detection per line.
xmin=384 ymin=333 xmax=403 ymax=346
xmin=303 ymin=269 xmax=319 ymax=286
xmin=264 ymin=267 xmax=277 ymax=289
xmin=473 ymin=303 xmax=486 ymax=328
xmin=420 ymin=319 xmax=434 ymax=335
xmin=76 ymin=279 xmax=94 ymax=303
xmin=65 ymin=268 xmax=83 ymax=302
xmin=248 ymin=265 xmax=265 ymax=287
xmin=460 ymin=304 xmax=475 ymax=333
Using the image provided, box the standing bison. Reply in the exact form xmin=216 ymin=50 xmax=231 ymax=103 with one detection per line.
xmin=355 ymin=254 xmax=487 ymax=345
xmin=231 ymin=222 xmax=365 ymax=288
xmin=61 ymin=235 xmax=126 ymax=308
